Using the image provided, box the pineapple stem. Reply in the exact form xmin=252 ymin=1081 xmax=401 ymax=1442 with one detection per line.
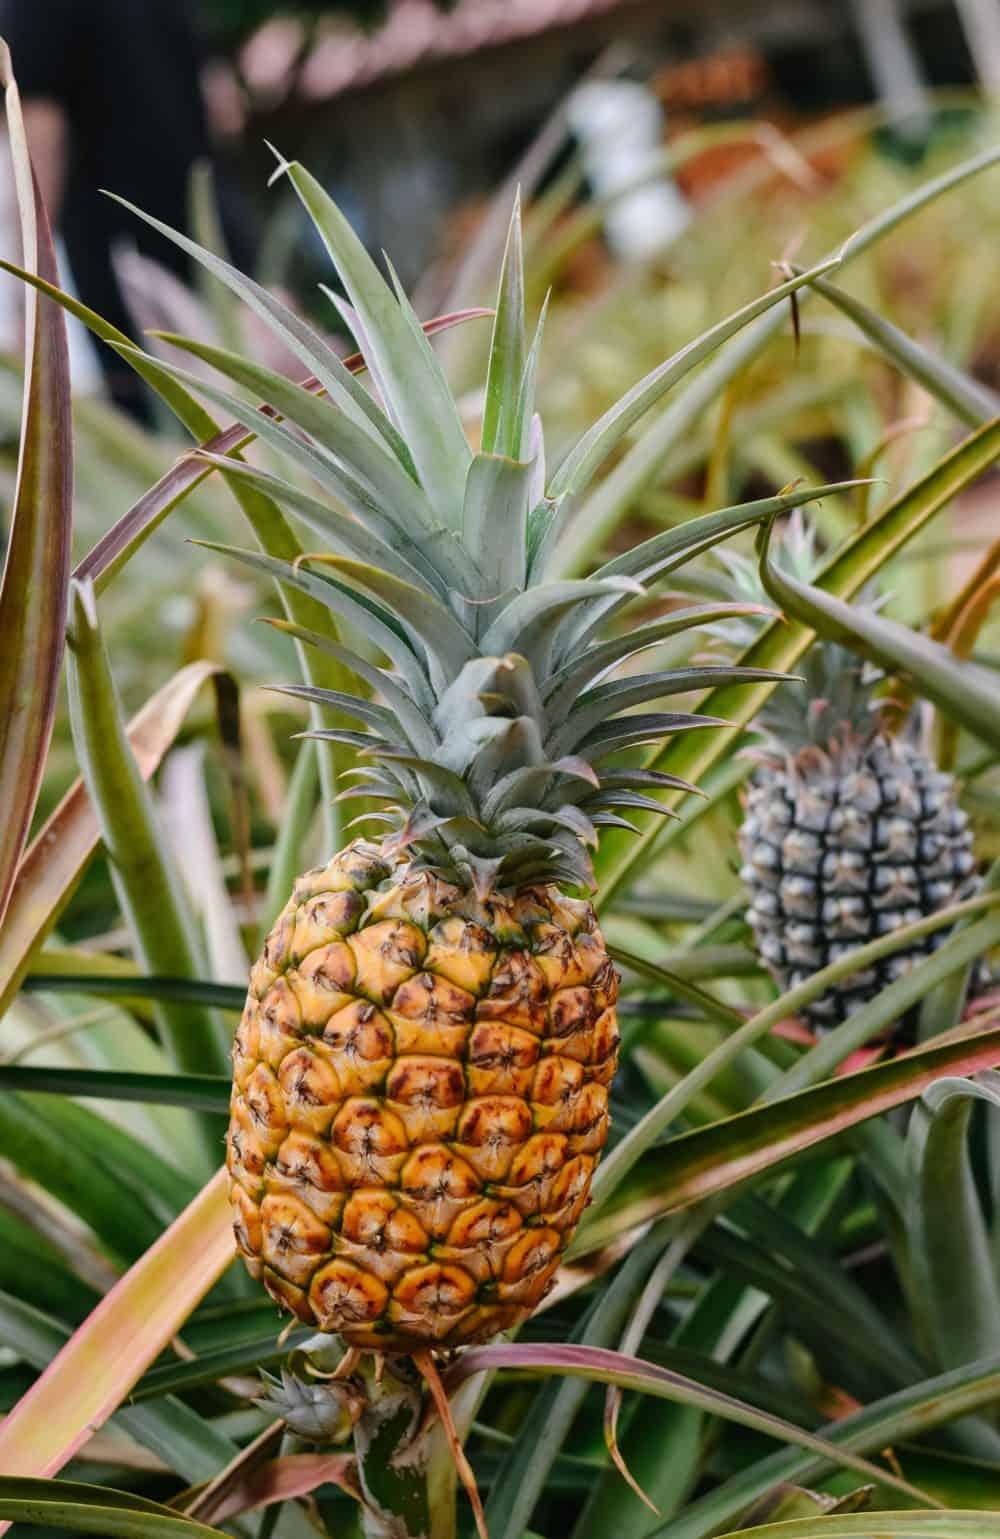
xmin=353 ymin=1360 xmax=433 ymax=1539
xmin=413 ymin=1351 xmax=488 ymax=1539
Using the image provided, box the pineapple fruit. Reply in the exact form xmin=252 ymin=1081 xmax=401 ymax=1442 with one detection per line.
xmin=733 ymin=521 xmax=978 ymax=1030
xmin=741 ymin=718 xmax=976 ymax=1030
xmin=117 ymin=172 xmax=830 ymax=1351
xmin=231 ymin=843 xmax=618 ymax=1347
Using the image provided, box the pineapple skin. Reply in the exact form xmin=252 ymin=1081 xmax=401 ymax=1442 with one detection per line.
xmin=227 ymin=840 xmax=619 ymax=1351
xmin=740 ymin=733 xmax=977 ymax=1031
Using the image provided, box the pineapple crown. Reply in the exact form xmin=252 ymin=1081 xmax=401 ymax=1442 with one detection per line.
xmin=106 ymin=168 xmax=844 ymax=895
xmin=711 ymin=511 xmax=887 ymax=757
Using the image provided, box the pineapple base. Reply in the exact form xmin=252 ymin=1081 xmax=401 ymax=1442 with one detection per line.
xmin=227 ymin=841 xmax=619 ymax=1351
xmin=741 ymin=732 xmax=977 ymax=1031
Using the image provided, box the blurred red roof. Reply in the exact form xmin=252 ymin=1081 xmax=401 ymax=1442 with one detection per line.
xmin=289 ymin=0 xmax=643 ymax=100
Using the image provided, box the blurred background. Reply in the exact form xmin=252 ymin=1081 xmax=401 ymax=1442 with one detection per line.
xmin=3 ymin=0 xmax=999 ymax=376
xmin=3 ymin=0 xmax=1000 ymax=922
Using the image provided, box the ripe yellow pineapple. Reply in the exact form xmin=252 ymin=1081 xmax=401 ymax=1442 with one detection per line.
xmin=230 ymin=843 xmax=617 ymax=1348
xmin=118 ymin=167 xmax=835 ymax=1352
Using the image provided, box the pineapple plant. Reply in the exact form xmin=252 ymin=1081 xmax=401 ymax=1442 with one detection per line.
xmin=88 ymin=170 xmax=837 ymax=1355
xmin=7 ymin=46 xmax=1000 ymax=1539
xmin=211 ymin=185 xmax=821 ymax=1353
xmin=732 ymin=520 xmax=979 ymax=1031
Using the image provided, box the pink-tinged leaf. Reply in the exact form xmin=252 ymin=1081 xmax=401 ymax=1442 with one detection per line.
xmin=0 ymin=1169 xmax=234 ymax=1519
xmin=74 ymin=309 xmax=492 ymax=593
xmin=197 ymin=1453 xmax=359 ymax=1524
xmin=183 ymin=1421 xmax=284 ymax=1523
xmin=574 ymin=1024 xmax=1000 ymax=1256
xmin=0 ymin=45 xmax=72 ymax=927
xmin=0 ymin=661 xmax=223 ymax=1014
xmin=444 ymin=1344 xmax=934 ymax=1508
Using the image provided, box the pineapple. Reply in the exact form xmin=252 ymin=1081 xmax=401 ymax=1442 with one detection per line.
xmin=115 ymin=170 xmax=829 ymax=1351
xmin=732 ymin=521 xmax=978 ymax=1030
xmin=230 ymin=844 xmax=619 ymax=1348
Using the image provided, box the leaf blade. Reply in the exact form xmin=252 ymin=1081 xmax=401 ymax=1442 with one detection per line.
xmin=0 ymin=662 xmax=223 ymax=1016
xmin=0 ymin=1170 xmax=234 ymax=1486
xmin=0 ymin=47 xmax=73 ymax=927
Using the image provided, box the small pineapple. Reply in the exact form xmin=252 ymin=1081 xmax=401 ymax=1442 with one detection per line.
xmin=119 ymin=170 xmax=823 ymax=1351
xmin=733 ymin=523 xmax=977 ymax=1030
xmin=255 ymin=1364 xmax=364 ymax=1442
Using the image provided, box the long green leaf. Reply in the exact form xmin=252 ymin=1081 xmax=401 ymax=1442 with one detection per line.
xmin=0 ymin=46 xmax=72 ymax=926
xmin=129 ymin=1327 xmax=313 ymax=1402
xmin=193 ymin=450 xmax=439 ymax=593
xmin=723 ymin=1516 xmax=1000 ymax=1539
xmin=72 ymin=311 xmax=485 ymax=594
xmin=595 ymin=891 xmax=1000 ymax=1211
xmin=596 ymin=414 xmax=1000 ymax=905
xmin=556 ymin=483 xmax=866 ymax=672
xmin=576 ymin=1023 xmax=1000 ymax=1255
xmin=106 ymin=188 xmax=406 ymax=456
xmin=548 ymin=257 xmax=840 ymax=509
xmin=591 ymin=483 xmax=868 ymax=586
xmin=0 ymin=1092 xmax=165 ymax=1262
xmin=451 ymin=1344 xmax=934 ymax=1507
xmin=481 ymin=195 xmax=526 ymax=458
xmin=194 ymin=541 xmax=433 ymax=708
xmin=0 ymin=662 xmax=223 ymax=1016
xmin=280 ymin=157 xmax=472 ymax=526
xmin=143 ymin=331 xmax=438 ymax=539
xmin=758 ymin=526 xmax=1000 ymax=750
xmin=0 ymin=1217 xmax=100 ymax=1324
xmin=907 ymin=1075 xmax=1000 ymax=1370
xmin=807 ymin=271 xmax=1000 ymax=426
xmin=0 ymin=1067 xmax=229 ymax=1115
xmin=610 ymin=945 xmax=745 ymax=1029
xmin=65 ymin=583 xmax=231 ymax=1101
xmin=22 ymin=973 xmax=245 ymax=1009
xmin=544 ymin=601 xmax=773 ymax=714
xmin=0 ymin=1478 xmax=230 ymax=1539
xmin=657 ymin=1352 xmax=1000 ymax=1539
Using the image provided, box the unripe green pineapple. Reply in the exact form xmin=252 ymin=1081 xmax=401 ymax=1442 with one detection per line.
xmin=739 ymin=678 xmax=977 ymax=1031
xmin=729 ymin=519 xmax=978 ymax=1030
xmin=117 ymin=172 xmax=836 ymax=1352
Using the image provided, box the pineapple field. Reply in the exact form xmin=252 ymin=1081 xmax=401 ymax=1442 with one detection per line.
xmin=5 ymin=37 xmax=1000 ymax=1539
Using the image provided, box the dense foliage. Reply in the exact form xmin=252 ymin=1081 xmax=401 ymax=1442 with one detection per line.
xmin=2 ymin=61 xmax=1000 ymax=1539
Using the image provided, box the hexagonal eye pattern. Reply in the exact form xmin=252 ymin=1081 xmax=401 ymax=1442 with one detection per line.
xmin=740 ymin=734 xmax=979 ymax=1031
xmin=226 ymin=841 xmax=619 ymax=1349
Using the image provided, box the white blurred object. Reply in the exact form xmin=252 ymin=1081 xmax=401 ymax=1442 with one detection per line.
xmin=848 ymin=0 xmax=932 ymax=145
xmin=953 ymin=0 xmax=1000 ymax=94
xmin=0 ymin=131 xmax=103 ymax=393
xmin=567 ymin=79 xmax=690 ymax=263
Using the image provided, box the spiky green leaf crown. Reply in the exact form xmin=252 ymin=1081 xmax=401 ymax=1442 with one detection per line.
xmin=112 ymin=170 xmax=855 ymax=895
xmin=711 ymin=512 xmax=886 ymax=756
